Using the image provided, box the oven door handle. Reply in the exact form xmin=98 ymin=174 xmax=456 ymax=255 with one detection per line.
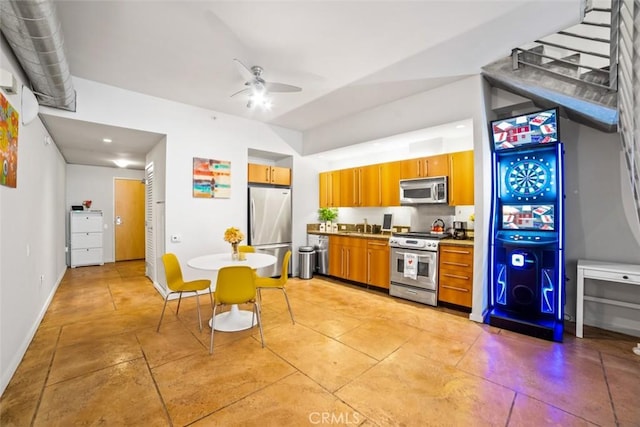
xmin=395 ymin=251 xmax=432 ymax=258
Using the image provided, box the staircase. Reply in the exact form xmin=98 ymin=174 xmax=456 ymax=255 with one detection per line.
xmin=482 ymin=0 xmax=640 ymax=225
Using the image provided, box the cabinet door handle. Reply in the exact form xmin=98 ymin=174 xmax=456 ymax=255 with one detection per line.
xmin=442 ymin=285 xmax=469 ymax=292
xmin=442 ymin=273 xmax=470 ymax=280
xmin=442 ymin=261 xmax=470 ymax=267
xmin=442 ymin=273 xmax=469 ymax=280
xmin=266 ymin=167 xmax=271 ymax=182
xmin=442 ymin=249 xmax=471 ymax=255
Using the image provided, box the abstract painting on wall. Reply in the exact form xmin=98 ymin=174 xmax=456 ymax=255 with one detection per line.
xmin=193 ymin=157 xmax=231 ymax=198
xmin=0 ymin=92 xmax=19 ymax=188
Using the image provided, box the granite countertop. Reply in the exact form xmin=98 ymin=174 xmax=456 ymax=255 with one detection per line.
xmin=307 ymin=231 xmax=475 ymax=246
xmin=440 ymin=238 xmax=475 ymax=247
xmin=307 ymin=231 xmax=391 ymax=241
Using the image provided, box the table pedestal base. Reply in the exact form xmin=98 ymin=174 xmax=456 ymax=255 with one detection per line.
xmin=209 ymin=305 xmax=257 ymax=332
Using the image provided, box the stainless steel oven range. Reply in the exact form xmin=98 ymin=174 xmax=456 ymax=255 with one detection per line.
xmin=389 ymin=232 xmax=449 ymax=306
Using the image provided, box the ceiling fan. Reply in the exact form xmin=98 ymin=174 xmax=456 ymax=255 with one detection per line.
xmin=231 ymin=58 xmax=302 ymax=109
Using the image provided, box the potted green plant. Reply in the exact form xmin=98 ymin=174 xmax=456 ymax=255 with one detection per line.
xmin=318 ymin=207 xmax=338 ymax=231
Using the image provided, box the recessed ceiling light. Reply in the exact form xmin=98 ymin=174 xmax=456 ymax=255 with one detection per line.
xmin=102 ymin=138 xmax=112 ymax=143
xmin=113 ymin=159 xmax=129 ymax=168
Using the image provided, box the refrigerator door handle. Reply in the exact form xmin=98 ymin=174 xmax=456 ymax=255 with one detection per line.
xmin=254 ymin=243 xmax=291 ymax=250
xmin=250 ymin=197 xmax=256 ymax=241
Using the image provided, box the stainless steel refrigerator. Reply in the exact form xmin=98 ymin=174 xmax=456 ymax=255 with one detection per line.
xmin=248 ymin=186 xmax=292 ymax=277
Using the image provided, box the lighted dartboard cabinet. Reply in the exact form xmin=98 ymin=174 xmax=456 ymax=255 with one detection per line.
xmin=487 ymin=108 xmax=565 ymax=342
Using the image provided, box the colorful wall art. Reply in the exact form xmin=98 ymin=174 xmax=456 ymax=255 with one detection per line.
xmin=0 ymin=92 xmax=19 ymax=188
xmin=193 ymin=157 xmax=231 ymax=198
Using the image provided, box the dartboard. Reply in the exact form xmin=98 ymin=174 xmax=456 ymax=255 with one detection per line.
xmin=505 ymin=157 xmax=551 ymax=199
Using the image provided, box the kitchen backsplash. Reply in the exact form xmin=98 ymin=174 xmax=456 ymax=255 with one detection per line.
xmin=314 ymin=204 xmax=474 ymax=234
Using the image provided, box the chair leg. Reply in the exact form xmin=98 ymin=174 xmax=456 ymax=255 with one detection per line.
xmin=281 ymin=288 xmax=295 ymax=324
xmin=254 ymin=302 xmax=264 ymax=348
xmin=176 ymin=292 xmax=183 ymax=314
xmin=157 ymin=294 xmax=171 ymax=332
xmin=210 ymin=303 xmax=219 ymax=354
xmin=195 ymin=292 xmax=202 ymax=332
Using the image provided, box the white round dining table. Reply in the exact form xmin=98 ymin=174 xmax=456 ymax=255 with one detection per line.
xmin=187 ymin=252 xmax=277 ymax=332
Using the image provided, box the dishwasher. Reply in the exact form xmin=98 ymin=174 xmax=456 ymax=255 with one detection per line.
xmin=307 ymin=234 xmax=329 ymax=275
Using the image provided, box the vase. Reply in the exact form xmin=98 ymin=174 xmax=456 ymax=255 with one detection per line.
xmin=231 ymin=243 xmax=239 ymax=260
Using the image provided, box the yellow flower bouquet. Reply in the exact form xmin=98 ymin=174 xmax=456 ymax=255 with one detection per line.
xmin=224 ymin=227 xmax=244 ymax=244
xmin=224 ymin=227 xmax=245 ymax=259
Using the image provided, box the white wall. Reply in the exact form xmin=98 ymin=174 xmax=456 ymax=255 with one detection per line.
xmin=1 ymin=41 xmax=68 ymax=395
xmin=66 ymin=164 xmax=145 ymax=264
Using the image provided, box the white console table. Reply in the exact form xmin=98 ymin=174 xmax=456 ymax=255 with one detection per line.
xmin=576 ymin=260 xmax=640 ymax=338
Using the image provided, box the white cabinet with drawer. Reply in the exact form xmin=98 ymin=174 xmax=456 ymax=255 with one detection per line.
xmin=70 ymin=211 xmax=104 ymax=267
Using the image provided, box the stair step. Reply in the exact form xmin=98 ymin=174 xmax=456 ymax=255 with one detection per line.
xmin=534 ymin=39 xmax=610 ymax=59
xmin=557 ymin=30 xmax=610 ymax=44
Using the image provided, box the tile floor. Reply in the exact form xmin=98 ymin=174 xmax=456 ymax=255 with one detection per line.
xmin=1 ymin=261 xmax=639 ymax=426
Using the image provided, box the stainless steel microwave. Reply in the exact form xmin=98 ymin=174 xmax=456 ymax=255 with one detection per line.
xmin=399 ymin=176 xmax=448 ymax=205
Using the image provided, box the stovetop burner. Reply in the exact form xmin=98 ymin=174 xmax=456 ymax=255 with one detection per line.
xmin=392 ymin=231 xmax=451 ymax=240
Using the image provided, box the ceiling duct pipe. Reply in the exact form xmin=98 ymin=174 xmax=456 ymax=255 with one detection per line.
xmin=0 ymin=0 xmax=76 ymax=111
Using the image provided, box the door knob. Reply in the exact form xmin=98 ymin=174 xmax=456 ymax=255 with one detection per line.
xmin=115 ymin=216 xmax=123 ymax=225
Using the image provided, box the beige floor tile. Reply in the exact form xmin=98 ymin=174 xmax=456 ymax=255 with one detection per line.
xmin=152 ymin=337 xmax=295 ymax=426
xmin=34 ymin=358 xmax=168 ymax=426
xmin=265 ymin=323 xmax=378 ymax=392
xmin=336 ymin=318 xmax=421 ymax=360
xmin=457 ymin=332 xmax=616 ymax=426
xmin=400 ymin=329 xmax=476 ymax=366
xmin=192 ymin=372 xmax=364 ymax=426
xmin=48 ymin=331 xmax=143 ymax=385
xmin=137 ymin=320 xmax=208 ymax=368
xmin=292 ymin=300 xmax=365 ymax=338
xmin=336 ymin=347 xmax=515 ymax=426
xmin=509 ymin=393 xmax=598 ymax=426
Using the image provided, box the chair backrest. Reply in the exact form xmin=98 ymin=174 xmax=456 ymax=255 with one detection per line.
xmin=239 ymin=245 xmax=255 ymax=253
xmin=216 ymin=266 xmax=256 ymax=304
xmin=276 ymin=250 xmax=292 ymax=286
xmin=162 ymin=253 xmax=184 ymax=292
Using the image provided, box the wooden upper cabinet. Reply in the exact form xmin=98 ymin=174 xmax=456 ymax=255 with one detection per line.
xmin=361 ymin=164 xmax=380 ymax=206
xmin=448 ymin=150 xmax=474 ymax=206
xmin=248 ymin=163 xmax=291 ymax=186
xmin=270 ymin=166 xmax=291 ymax=185
xmin=400 ymin=154 xmax=449 ymax=179
xmin=340 ymin=168 xmax=358 ymax=207
xmin=319 ymin=170 xmax=341 ymax=208
xmin=380 ymin=161 xmax=401 ymax=206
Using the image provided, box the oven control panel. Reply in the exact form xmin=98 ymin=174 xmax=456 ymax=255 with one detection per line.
xmin=389 ymin=237 xmax=439 ymax=251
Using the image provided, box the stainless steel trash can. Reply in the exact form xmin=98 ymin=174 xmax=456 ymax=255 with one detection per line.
xmin=298 ymin=246 xmax=315 ymax=279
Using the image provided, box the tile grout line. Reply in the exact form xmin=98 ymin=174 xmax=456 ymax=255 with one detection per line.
xmin=30 ymin=326 xmax=63 ymax=426
xmin=135 ymin=333 xmax=174 ymax=427
xmin=599 ymin=350 xmax=620 ymax=426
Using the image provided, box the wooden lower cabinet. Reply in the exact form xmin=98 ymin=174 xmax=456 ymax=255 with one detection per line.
xmin=366 ymin=239 xmax=389 ymax=289
xmin=328 ymin=236 xmax=366 ymax=282
xmin=438 ymin=244 xmax=474 ymax=308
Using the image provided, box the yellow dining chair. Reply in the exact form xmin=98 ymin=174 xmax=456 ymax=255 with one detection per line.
xmin=255 ymin=250 xmax=294 ymax=324
xmin=157 ymin=253 xmax=213 ymax=332
xmin=210 ymin=265 xmax=264 ymax=354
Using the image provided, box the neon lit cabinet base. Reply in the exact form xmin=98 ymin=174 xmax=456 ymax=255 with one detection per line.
xmin=488 ymin=308 xmax=564 ymax=342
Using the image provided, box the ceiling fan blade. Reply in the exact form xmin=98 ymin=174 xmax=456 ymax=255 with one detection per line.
xmin=265 ymin=82 xmax=302 ymax=93
xmin=233 ymin=58 xmax=255 ymax=82
xmin=230 ymin=87 xmax=251 ymax=98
